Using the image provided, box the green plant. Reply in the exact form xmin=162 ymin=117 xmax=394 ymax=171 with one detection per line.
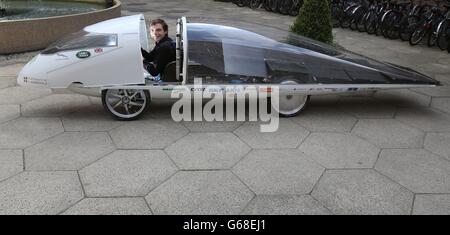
xmin=290 ymin=0 xmax=333 ymax=44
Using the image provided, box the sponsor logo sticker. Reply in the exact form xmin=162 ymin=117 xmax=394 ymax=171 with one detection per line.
xmin=76 ymin=51 xmax=91 ymax=59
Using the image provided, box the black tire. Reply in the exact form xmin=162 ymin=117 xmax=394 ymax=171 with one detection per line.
xmin=332 ymin=4 xmax=343 ymax=28
xmin=278 ymin=0 xmax=292 ymax=15
xmin=250 ymin=0 xmax=261 ymax=9
xmin=268 ymin=0 xmax=278 ymax=12
xmin=385 ymin=11 xmax=402 ymax=40
xmin=340 ymin=5 xmax=358 ymax=29
xmin=102 ymin=89 xmax=151 ymax=121
xmin=399 ymin=15 xmax=419 ymax=41
xmin=364 ymin=11 xmax=377 ymax=34
xmin=437 ymin=20 xmax=449 ymax=50
xmin=380 ymin=11 xmax=393 ymax=38
xmin=357 ymin=11 xmax=369 ymax=32
xmin=263 ymin=0 xmax=273 ymax=11
xmin=289 ymin=0 xmax=302 ymax=16
xmin=234 ymin=0 xmax=246 ymax=7
xmin=427 ymin=29 xmax=439 ymax=47
xmin=409 ymin=23 xmax=427 ymax=45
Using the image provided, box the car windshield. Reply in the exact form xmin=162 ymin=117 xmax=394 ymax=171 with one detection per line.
xmin=42 ymin=30 xmax=118 ymax=54
xmin=185 ymin=21 xmax=436 ymax=85
xmin=187 ymin=23 xmax=343 ymax=84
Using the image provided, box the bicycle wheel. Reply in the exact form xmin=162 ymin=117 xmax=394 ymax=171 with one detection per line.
xmin=410 ymin=24 xmax=428 ymax=45
xmin=385 ymin=11 xmax=402 ymax=39
xmin=350 ymin=7 xmax=363 ymax=31
xmin=427 ymin=27 xmax=439 ymax=47
xmin=400 ymin=15 xmax=419 ymax=41
xmin=269 ymin=0 xmax=278 ymax=12
xmin=340 ymin=5 xmax=358 ymax=28
xmin=364 ymin=10 xmax=377 ymax=34
xmin=380 ymin=11 xmax=394 ymax=38
xmin=357 ymin=11 xmax=369 ymax=32
xmin=250 ymin=0 xmax=261 ymax=9
xmin=263 ymin=0 xmax=272 ymax=11
xmin=289 ymin=0 xmax=302 ymax=16
xmin=234 ymin=0 xmax=246 ymax=7
xmin=437 ymin=20 xmax=449 ymax=50
xmin=332 ymin=4 xmax=343 ymax=28
xmin=278 ymin=0 xmax=291 ymax=15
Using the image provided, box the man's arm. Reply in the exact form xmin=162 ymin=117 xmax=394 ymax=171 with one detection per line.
xmin=141 ymin=48 xmax=155 ymax=61
xmin=145 ymin=43 xmax=174 ymax=76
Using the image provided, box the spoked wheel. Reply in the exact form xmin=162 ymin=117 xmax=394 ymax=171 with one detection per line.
xmin=399 ymin=16 xmax=419 ymax=41
xmin=410 ymin=24 xmax=427 ymax=45
xmin=437 ymin=21 xmax=449 ymax=50
xmin=273 ymin=81 xmax=309 ymax=117
xmin=102 ymin=89 xmax=151 ymax=121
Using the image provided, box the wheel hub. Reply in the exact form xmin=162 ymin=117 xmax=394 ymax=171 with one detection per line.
xmin=122 ymin=96 xmax=130 ymax=105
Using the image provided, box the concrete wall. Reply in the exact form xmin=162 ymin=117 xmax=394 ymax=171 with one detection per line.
xmin=0 ymin=0 xmax=121 ymax=55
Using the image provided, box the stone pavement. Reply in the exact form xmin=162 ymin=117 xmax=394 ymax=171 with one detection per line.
xmin=0 ymin=0 xmax=449 ymax=215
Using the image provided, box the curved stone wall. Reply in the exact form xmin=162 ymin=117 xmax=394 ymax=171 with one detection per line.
xmin=0 ymin=0 xmax=121 ymax=55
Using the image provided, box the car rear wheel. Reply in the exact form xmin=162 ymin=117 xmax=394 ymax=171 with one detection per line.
xmin=102 ymin=89 xmax=150 ymax=120
xmin=274 ymin=81 xmax=309 ymax=117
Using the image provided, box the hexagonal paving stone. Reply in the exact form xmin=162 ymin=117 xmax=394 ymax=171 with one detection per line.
xmin=0 ymin=63 xmax=24 ymax=77
xmin=0 ymin=86 xmax=51 ymax=105
xmin=424 ymin=133 xmax=450 ymax=161
xmin=412 ymin=86 xmax=450 ymax=98
xmin=0 ymin=171 xmax=84 ymax=215
xmin=25 ymin=132 xmax=116 ymax=171
xmin=431 ymin=98 xmax=450 ymax=114
xmin=21 ymin=94 xmax=92 ymax=117
xmin=61 ymin=111 xmax=124 ymax=132
xmin=80 ymin=150 xmax=177 ymax=197
xmin=292 ymin=106 xmax=357 ymax=132
xmin=298 ymin=133 xmax=379 ymax=169
xmin=109 ymin=119 xmax=189 ymax=149
xmin=182 ymin=121 xmax=244 ymax=132
xmin=62 ymin=198 xmax=152 ymax=215
xmin=145 ymin=99 xmax=179 ymax=117
xmin=436 ymin=74 xmax=450 ymax=85
xmin=311 ymin=169 xmax=414 ymax=215
xmin=165 ymin=133 xmax=250 ymax=170
xmin=0 ymin=117 xmax=64 ymax=149
xmin=374 ymin=89 xmax=431 ymax=107
xmin=145 ymin=171 xmax=253 ymax=214
xmin=233 ymin=120 xmax=310 ymax=149
xmin=337 ymin=97 xmax=396 ymax=118
xmin=232 ymin=149 xmax=324 ymax=195
xmin=241 ymin=195 xmax=331 ymax=215
xmin=396 ymin=107 xmax=450 ymax=132
xmin=0 ymin=150 xmax=23 ymax=182
xmin=375 ymin=149 xmax=450 ymax=194
xmin=0 ymin=76 xmax=16 ymax=90
xmin=352 ymin=119 xmax=424 ymax=148
xmin=417 ymin=63 xmax=450 ymax=75
xmin=413 ymin=194 xmax=450 ymax=215
xmin=0 ymin=105 xmax=20 ymax=124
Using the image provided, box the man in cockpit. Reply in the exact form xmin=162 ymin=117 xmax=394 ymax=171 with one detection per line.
xmin=141 ymin=19 xmax=176 ymax=79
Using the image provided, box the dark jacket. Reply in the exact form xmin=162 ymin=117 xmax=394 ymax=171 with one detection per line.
xmin=141 ymin=35 xmax=176 ymax=76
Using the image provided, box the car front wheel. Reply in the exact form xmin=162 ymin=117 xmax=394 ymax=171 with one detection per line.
xmin=102 ymin=89 xmax=150 ymax=120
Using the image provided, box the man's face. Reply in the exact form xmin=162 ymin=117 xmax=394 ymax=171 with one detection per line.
xmin=150 ymin=23 xmax=167 ymax=43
